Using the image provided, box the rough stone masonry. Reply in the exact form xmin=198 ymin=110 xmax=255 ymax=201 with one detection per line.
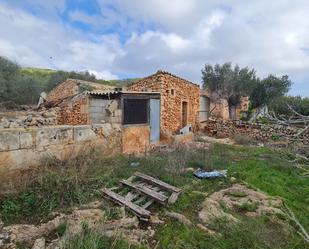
xmin=128 ymin=70 xmax=200 ymax=134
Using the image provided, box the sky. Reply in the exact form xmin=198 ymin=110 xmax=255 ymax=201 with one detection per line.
xmin=0 ymin=0 xmax=308 ymax=96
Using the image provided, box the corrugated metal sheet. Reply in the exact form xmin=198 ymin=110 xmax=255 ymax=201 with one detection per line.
xmin=85 ymin=90 xmax=160 ymax=96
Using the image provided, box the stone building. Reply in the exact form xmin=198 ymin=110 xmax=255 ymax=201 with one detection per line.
xmin=46 ymin=85 xmax=161 ymax=153
xmin=127 ymin=70 xmax=200 ymax=134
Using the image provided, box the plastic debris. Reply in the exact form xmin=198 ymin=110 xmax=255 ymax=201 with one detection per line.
xmin=194 ymin=169 xmax=227 ymax=179
xmin=130 ymin=162 xmax=140 ymax=167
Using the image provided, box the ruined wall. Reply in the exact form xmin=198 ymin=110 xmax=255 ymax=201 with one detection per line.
xmin=122 ymin=125 xmax=150 ymax=154
xmin=46 ymin=79 xmax=114 ymax=103
xmin=209 ymin=98 xmax=230 ymax=120
xmin=235 ymin=96 xmax=250 ymax=119
xmin=0 ymin=124 xmax=122 ymax=172
xmin=202 ymin=119 xmax=309 ymax=144
xmin=56 ymin=94 xmax=89 ymax=125
xmin=128 ymin=71 xmax=200 ymax=134
xmin=46 ymin=79 xmax=79 ymax=102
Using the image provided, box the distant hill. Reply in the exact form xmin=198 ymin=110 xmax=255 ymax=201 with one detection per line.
xmin=1 ymin=56 xmax=142 ymax=106
xmin=21 ymin=67 xmax=141 ymax=88
xmin=109 ymin=78 xmax=142 ymax=88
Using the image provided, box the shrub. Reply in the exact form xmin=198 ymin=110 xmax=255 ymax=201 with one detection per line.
xmin=233 ymin=134 xmax=257 ymax=146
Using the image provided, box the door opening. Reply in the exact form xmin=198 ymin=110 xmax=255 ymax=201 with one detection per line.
xmin=181 ymin=101 xmax=188 ymax=128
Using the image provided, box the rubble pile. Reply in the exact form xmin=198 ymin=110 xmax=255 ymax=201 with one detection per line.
xmin=0 ymin=108 xmax=59 ymax=129
xmin=202 ymin=119 xmax=309 ymax=144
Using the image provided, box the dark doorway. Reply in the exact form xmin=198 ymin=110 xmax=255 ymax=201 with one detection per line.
xmin=181 ymin=101 xmax=188 ymax=128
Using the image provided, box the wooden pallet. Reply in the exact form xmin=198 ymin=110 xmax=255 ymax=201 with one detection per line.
xmin=102 ymin=172 xmax=181 ymax=220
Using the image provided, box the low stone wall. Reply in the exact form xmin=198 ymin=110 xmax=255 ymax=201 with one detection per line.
xmin=0 ymin=124 xmax=122 ymax=172
xmin=202 ymin=119 xmax=309 ymax=144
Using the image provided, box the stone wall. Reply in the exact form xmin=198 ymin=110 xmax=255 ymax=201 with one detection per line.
xmin=122 ymin=125 xmax=150 ymax=154
xmin=128 ymin=71 xmax=200 ymax=134
xmin=0 ymin=124 xmax=122 ymax=172
xmin=56 ymin=94 xmax=90 ymax=125
xmin=0 ymin=109 xmax=58 ymax=128
xmin=46 ymin=79 xmax=113 ymax=103
xmin=46 ymin=79 xmax=79 ymax=102
xmin=202 ymin=119 xmax=309 ymax=144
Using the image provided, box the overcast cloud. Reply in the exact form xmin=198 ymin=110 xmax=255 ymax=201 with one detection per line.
xmin=0 ymin=0 xmax=308 ymax=96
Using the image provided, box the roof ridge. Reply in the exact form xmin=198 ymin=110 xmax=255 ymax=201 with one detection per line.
xmin=127 ymin=70 xmax=200 ymax=88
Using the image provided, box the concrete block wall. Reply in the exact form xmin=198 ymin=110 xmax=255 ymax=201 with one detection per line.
xmin=0 ymin=124 xmax=122 ymax=172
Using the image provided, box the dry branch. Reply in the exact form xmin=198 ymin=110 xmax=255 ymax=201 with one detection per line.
xmin=283 ymin=203 xmax=309 ymax=244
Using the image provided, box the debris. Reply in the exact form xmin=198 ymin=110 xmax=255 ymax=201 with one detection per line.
xmin=283 ymin=203 xmax=309 ymax=244
xmin=102 ymin=172 xmax=181 ymax=220
xmin=180 ymin=124 xmax=192 ymax=135
xmin=165 ymin=211 xmax=192 ymax=226
xmin=149 ymin=215 xmax=165 ymax=225
xmin=130 ymin=162 xmax=140 ymax=167
xmin=32 ymin=237 xmax=45 ymax=249
xmin=198 ymin=184 xmax=283 ymax=228
xmin=0 ymin=230 xmax=10 ymax=247
xmin=194 ymin=169 xmax=227 ymax=179
xmin=196 ymin=224 xmax=216 ymax=235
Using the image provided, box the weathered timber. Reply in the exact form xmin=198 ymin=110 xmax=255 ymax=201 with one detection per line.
xmin=102 ymin=188 xmax=151 ymax=219
xmin=134 ymin=172 xmax=181 ymax=193
xmin=120 ymin=179 xmax=168 ymax=205
xmin=143 ymin=199 xmax=155 ymax=209
xmin=168 ymin=191 xmax=181 ymax=204
xmin=125 ymin=191 xmax=139 ymax=202
xmin=134 ymin=196 xmax=147 ymax=205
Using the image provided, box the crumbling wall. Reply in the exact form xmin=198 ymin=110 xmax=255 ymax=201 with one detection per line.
xmin=209 ymin=98 xmax=230 ymax=120
xmin=202 ymin=119 xmax=309 ymax=143
xmin=46 ymin=79 xmax=113 ymax=103
xmin=0 ymin=109 xmax=58 ymax=128
xmin=0 ymin=124 xmax=122 ymax=172
xmin=128 ymin=71 xmax=200 ymax=134
xmin=56 ymin=94 xmax=89 ymax=125
xmin=46 ymin=79 xmax=79 ymax=102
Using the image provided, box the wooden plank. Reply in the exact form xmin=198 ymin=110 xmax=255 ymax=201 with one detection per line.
xmin=102 ymin=188 xmax=150 ymax=219
xmin=142 ymin=199 xmax=154 ymax=209
xmin=125 ymin=191 xmax=139 ymax=202
xmin=168 ymin=191 xmax=180 ymax=204
xmin=134 ymin=172 xmax=181 ymax=193
xmin=134 ymin=196 xmax=147 ymax=205
xmin=120 ymin=179 xmax=168 ymax=205
xmin=136 ymin=182 xmax=160 ymax=191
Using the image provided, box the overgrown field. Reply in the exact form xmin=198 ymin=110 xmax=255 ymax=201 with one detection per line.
xmin=0 ymin=143 xmax=308 ymax=249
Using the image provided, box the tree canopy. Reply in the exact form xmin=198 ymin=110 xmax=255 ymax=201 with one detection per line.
xmin=0 ymin=56 xmax=112 ymax=106
xmin=201 ymin=62 xmax=292 ymax=108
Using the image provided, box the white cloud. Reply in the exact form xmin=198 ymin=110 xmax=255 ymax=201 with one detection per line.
xmin=0 ymin=2 xmax=120 ymax=80
xmin=0 ymin=0 xmax=309 ymax=95
xmin=88 ymin=70 xmax=118 ymax=80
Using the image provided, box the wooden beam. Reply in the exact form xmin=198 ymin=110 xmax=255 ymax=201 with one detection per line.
xmin=134 ymin=172 xmax=181 ymax=193
xmin=102 ymin=188 xmax=151 ymax=219
xmin=120 ymin=179 xmax=168 ymax=205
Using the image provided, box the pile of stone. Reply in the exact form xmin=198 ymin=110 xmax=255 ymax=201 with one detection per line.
xmin=202 ymin=119 xmax=309 ymax=144
xmin=0 ymin=109 xmax=59 ymax=129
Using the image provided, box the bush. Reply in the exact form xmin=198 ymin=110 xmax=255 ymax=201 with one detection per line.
xmin=233 ymin=134 xmax=257 ymax=146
